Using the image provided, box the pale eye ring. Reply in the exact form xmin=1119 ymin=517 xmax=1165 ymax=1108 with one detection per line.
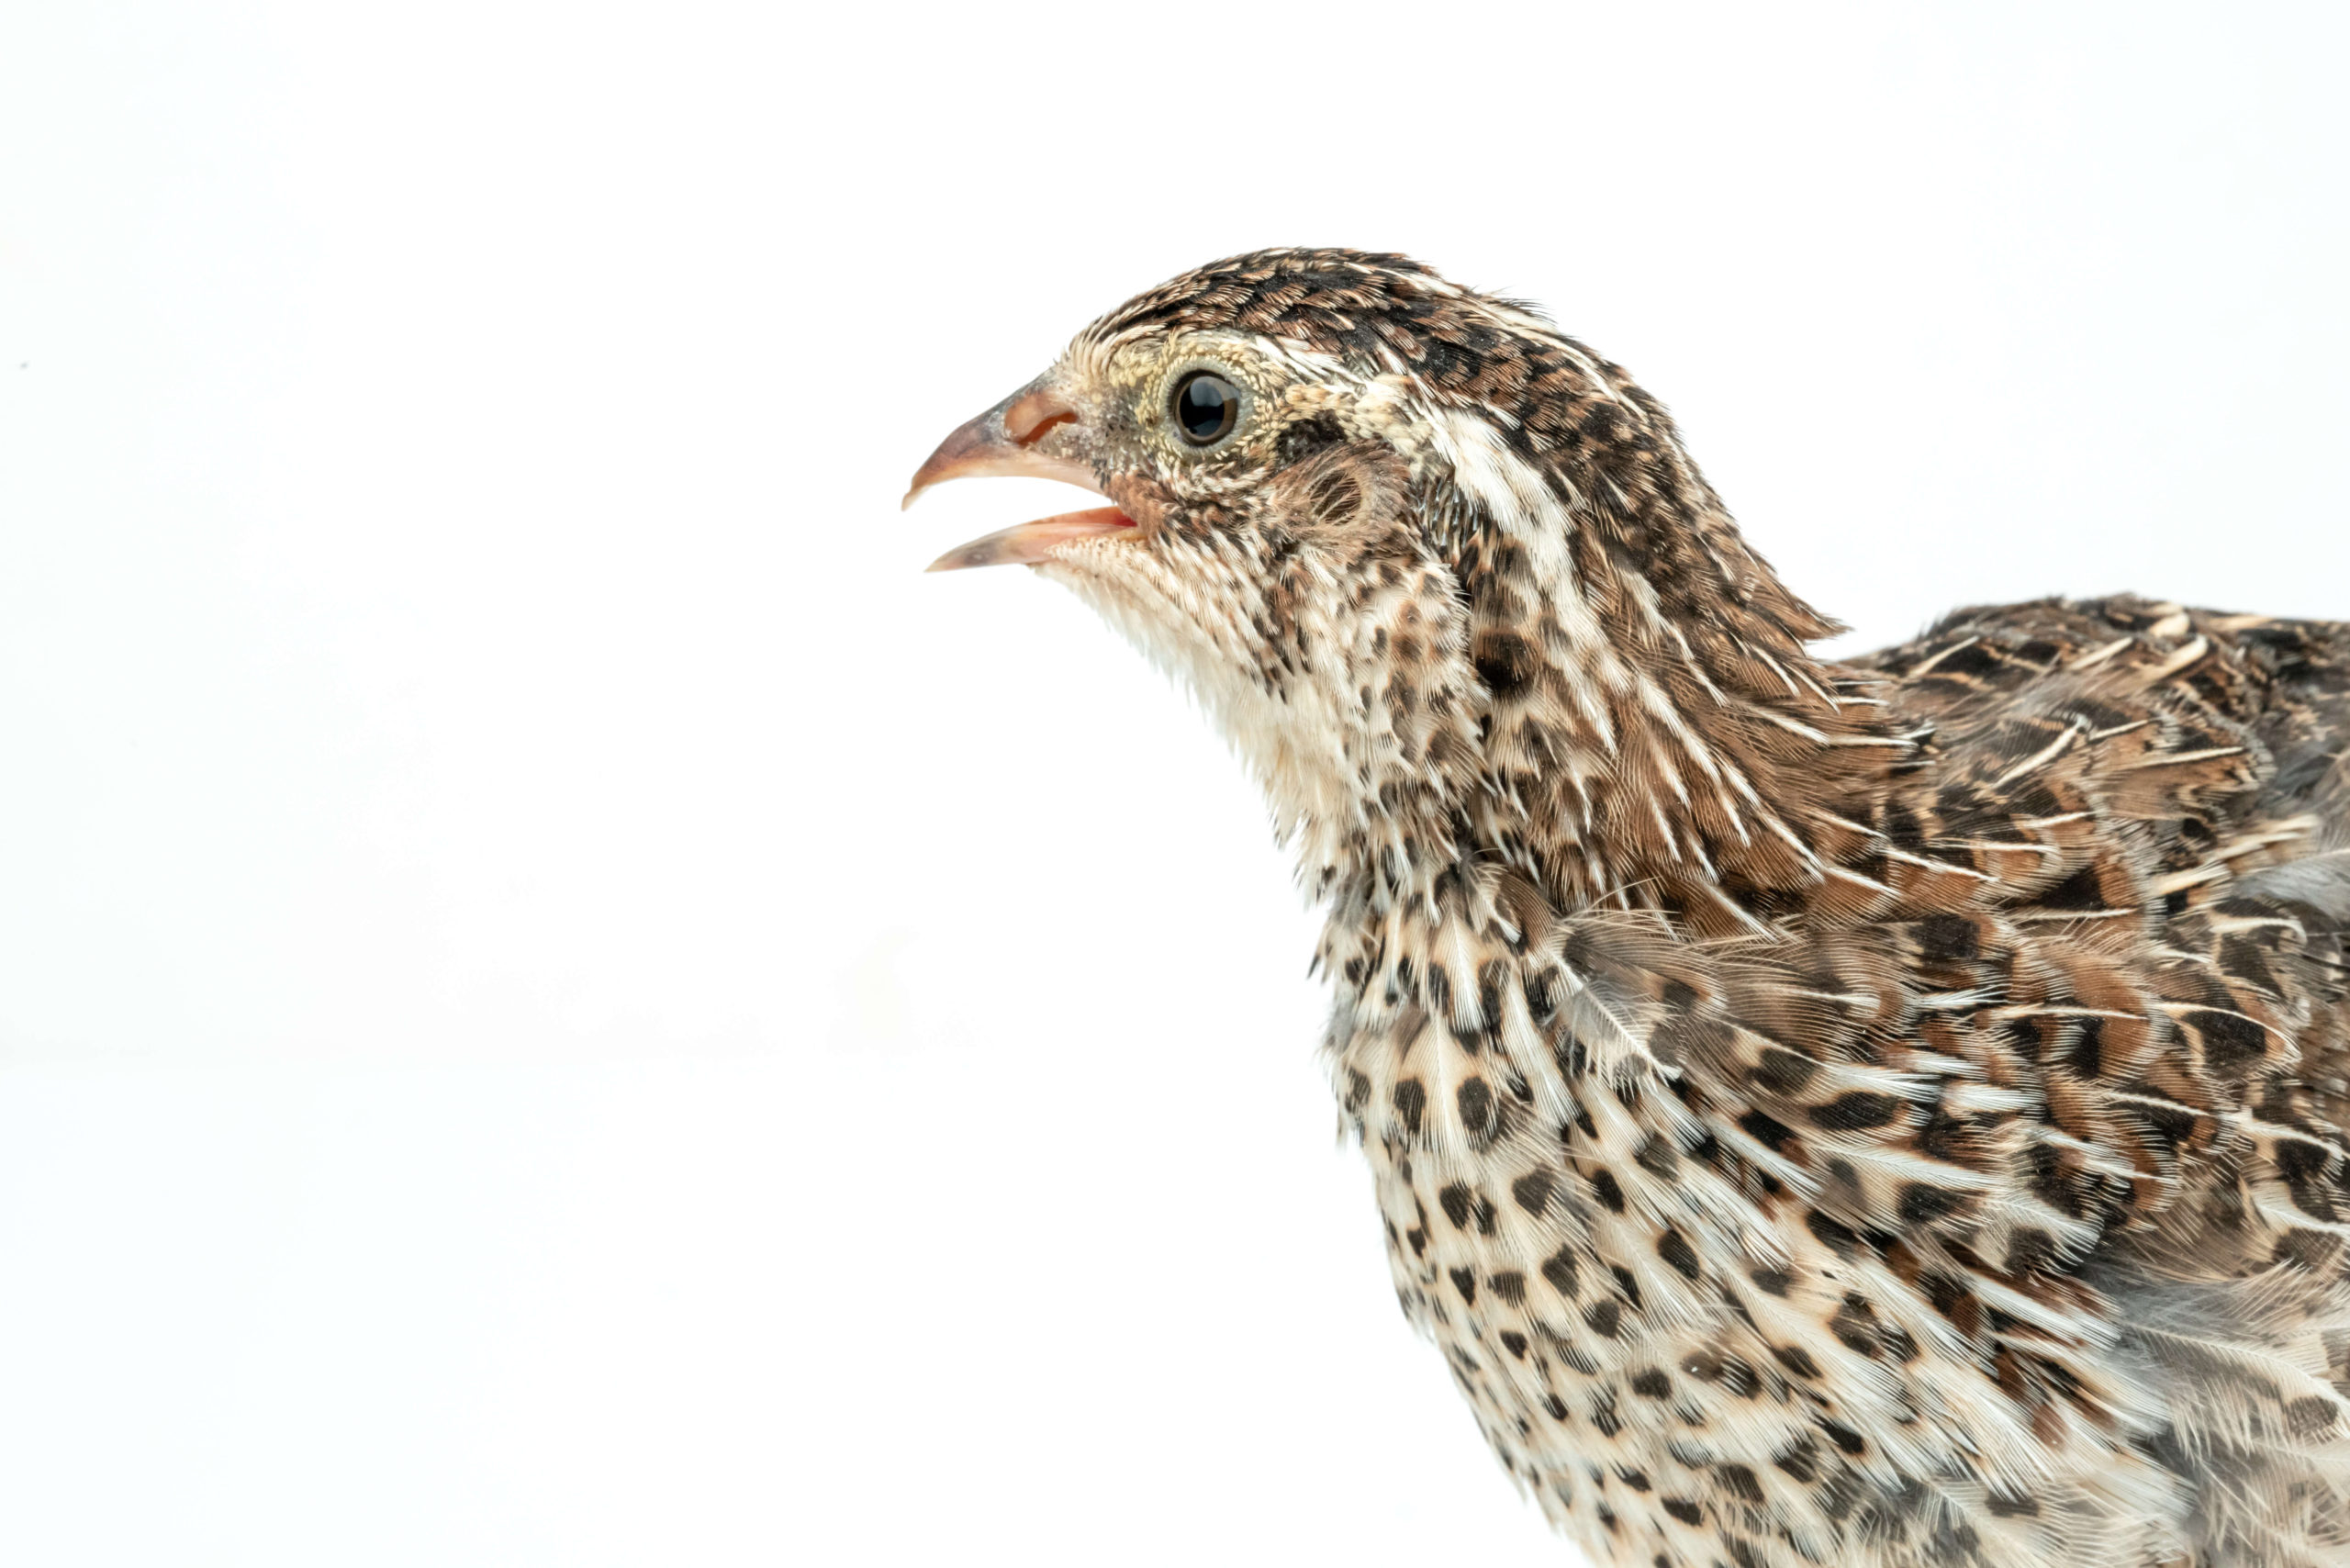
xmin=1169 ymin=370 xmax=1241 ymax=447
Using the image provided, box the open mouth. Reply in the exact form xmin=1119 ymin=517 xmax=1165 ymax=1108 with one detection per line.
xmin=901 ymin=386 xmax=1136 ymax=571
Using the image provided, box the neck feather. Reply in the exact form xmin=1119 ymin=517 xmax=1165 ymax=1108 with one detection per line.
xmin=1294 ymin=399 xmax=1908 ymax=939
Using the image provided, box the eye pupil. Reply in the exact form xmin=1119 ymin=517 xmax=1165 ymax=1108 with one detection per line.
xmin=1171 ymin=371 xmax=1239 ymax=445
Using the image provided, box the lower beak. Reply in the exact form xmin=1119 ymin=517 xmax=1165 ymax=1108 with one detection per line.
xmin=903 ymin=383 xmax=1136 ymax=572
xmin=924 ymin=506 xmax=1136 ymax=572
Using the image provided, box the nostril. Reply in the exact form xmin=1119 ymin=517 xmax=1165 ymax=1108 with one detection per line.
xmin=1002 ymin=388 xmax=1079 ymax=448
xmin=1021 ymin=409 xmax=1076 ymax=446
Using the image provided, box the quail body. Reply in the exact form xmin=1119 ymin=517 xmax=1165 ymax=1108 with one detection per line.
xmin=907 ymin=250 xmax=2350 ymax=1568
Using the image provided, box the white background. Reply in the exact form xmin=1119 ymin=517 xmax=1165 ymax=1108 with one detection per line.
xmin=2 ymin=3 xmax=2344 ymax=1563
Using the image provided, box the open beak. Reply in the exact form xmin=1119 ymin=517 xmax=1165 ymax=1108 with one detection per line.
xmin=903 ymin=384 xmax=1136 ymax=572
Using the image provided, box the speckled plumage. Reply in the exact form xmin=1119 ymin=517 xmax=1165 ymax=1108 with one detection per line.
xmin=909 ymin=250 xmax=2350 ymax=1568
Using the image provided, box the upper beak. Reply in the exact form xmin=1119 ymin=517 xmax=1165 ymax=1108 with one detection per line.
xmin=903 ymin=383 xmax=1136 ymax=571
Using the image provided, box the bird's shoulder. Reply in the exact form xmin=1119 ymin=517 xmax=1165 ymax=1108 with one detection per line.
xmin=1674 ymin=590 xmax=2350 ymax=1278
xmin=1852 ymin=592 xmax=2350 ymax=846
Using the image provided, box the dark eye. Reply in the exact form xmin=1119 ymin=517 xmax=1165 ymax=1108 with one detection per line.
xmin=1170 ymin=370 xmax=1240 ymax=446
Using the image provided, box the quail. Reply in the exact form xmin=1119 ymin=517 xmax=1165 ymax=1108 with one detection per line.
xmin=905 ymin=250 xmax=2350 ymax=1568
